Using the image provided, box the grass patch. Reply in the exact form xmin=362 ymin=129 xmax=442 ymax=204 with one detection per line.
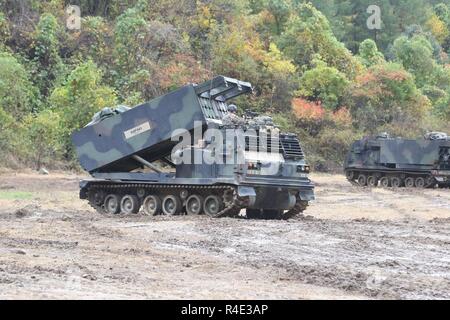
xmin=0 ymin=191 xmax=34 ymax=200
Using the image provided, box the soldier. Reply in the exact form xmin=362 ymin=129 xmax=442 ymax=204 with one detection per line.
xmin=222 ymin=104 xmax=245 ymax=126
xmin=444 ymin=152 xmax=450 ymax=164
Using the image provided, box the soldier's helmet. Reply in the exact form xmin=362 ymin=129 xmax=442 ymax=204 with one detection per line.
xmin=376 ymin=132 xmax=390 ymax=139
xmin=424 ymin=132 xmax=448 ymax=140
xmin=227 ymin=104 xmax=238 ymax=113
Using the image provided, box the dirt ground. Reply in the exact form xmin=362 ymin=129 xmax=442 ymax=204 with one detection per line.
xmin=0 ymin=170 xmax=449 ymax=300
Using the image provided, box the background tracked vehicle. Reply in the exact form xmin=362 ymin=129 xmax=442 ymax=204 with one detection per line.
xmin=72 ymin=76 xmax=315 ymax=220
xmin=344 ymin=133 xmax=450 ymax=188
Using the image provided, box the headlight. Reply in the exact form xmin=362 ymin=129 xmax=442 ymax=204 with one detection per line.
xmin=248 ymin=162 xmax=261 ymax=170
xmin=297 ymin=165 xmax=310 ymax=173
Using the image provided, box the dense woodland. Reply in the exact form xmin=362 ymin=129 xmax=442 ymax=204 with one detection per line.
xmin=0 ymin=0 xmax=449 ymax=170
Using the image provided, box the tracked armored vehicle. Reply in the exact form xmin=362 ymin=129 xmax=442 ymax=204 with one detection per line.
xmin=72 ymin=76 xmax=314 ymax=219
xmin=344 ymin=133 xmax=450 ymax=188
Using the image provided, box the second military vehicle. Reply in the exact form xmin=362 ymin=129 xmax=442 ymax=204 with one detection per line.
xmin=72 ymin=76 xmax=315 ymax=219
xmin=344 ymin=133 xmax=450 ymax=188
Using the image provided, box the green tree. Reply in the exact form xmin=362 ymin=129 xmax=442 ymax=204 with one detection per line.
xmin=348 ymin=62 xmax=431 ymax=133
xmin=425 ymin=13 xmax=449 ymax=44
xmin=278 ymin=2 xmax=362 ymax=78
xmin=358 ymin=39 xmax=385 ymax=67
xmin=210 ymin=21 xmax=296 ymax=112
xmin=392 ymin=35 xmax=435 ymax=87
xmin=31 ymin=13 xmax=65 ymax=97
xmin=321 ymin=0 xmax=430 ymax=53
xmin=264 ymin=0 xmax=291 ymax=35
xmin=433 ymin=3 xmax=450 ymax=51
xmin=433 ymin=93 xmax=450 ymax=120
xmin=113 ymin=3 xmax=148 ymax=73
xmin=0 ymin=105 xmax=16 ymax=155
xmin=113 ymin=2 xmax=190 ymax=100
xmin=0 ymin=11 xmax=10 ymax=47
xmin=0 ymin=51 xmax=39 ymax=117
xmin=297 ymin=58 xmax=349 ymax=110
xmin=50 ymin=61 xmax=117 ymax=151
xmin=434 ymin=3 xmax=450 ymax=23
xmin=75 ymin=16 xmax=112 ymax=63
xmin=210 ymin=22 xmax=260 ymax=81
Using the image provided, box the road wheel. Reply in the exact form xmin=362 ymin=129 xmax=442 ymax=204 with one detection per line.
xmin=142 ymin=195 xmax=161 ymax=216
xmin=203 ymin=195 xmax=223 ymax=217
xmin=391 ymin=176 xmax=402 ymax=188
xmin=120 ymin=195 xmax=140 ymax=214
xmin=404 ymin=177 xmax=415 ymax=188
xmin=380 ymin=177 xmax=391 ymax=188
xmin=415 ymin=177 xmax=425 ymax=188
xmin=162 ymin=195 xmax=182 ymax=215
xmin=104 ymin=194 xmax=121 ymax=214
xmin=357 ymin=174 xmax=367 ymax=186
xmin=367 ymin=176 xmax=378 ymax=187
xmin=186 ymin=195 xmax=204 ymax=215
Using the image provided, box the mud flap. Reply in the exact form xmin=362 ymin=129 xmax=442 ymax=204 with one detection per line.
xmin=79 ymin=180 xmax=90 ymax=199
xmin=298 ymin=189 xmax=315 ymax=201
xmin=244 ymin=187 xmax=297 ymax=210
xmin=237 ymin=186 xmax=256 ymax=207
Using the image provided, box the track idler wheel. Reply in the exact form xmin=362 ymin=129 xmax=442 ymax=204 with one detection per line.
xmin=162 ymin=195 xmax=182 ymax=215
xmin=121 ymin=195 xmax=141 ymax=214
xmin=142 ymin=195 xmax=162 ymax=215
xmin=186 ymin=195 xmax=204 ymax=215
xmin=346 ymin=170 xmax=355 ymax=181
xmin=104 ymin=194 xmax=121 ymax=214
xmin=203 ymin=195 xmax=224 ymax=217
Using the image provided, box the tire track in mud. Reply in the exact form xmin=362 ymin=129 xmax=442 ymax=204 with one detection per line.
xmin=1 ymin=172 xmax=449 ymax=299
xmin=187 ymin=217 xmax=450 ymax=299
xmin=315 ymin=181 xmax=450 ymax=220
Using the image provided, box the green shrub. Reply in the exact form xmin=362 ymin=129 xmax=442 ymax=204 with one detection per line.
xmin=0 ymin=106 xmax=15 ymax=154
xmin=20 ymin=109 xmax=63 ymax=169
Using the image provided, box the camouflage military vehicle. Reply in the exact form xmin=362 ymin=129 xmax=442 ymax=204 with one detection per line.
xmin=72 ymin=76 xmax=314 ymax=219
xmin=344 ymin=133 xmax=450 ymax=188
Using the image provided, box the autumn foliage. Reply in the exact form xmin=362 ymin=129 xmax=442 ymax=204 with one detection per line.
xmin=0 ymin=0 xmax=449 ymax=170
xmin=292 ymin=98 xmax=325 ymax=121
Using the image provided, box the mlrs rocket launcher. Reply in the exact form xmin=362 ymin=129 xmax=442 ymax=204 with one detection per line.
xmin=344 ymin=133 xmax=450 ymax=188
xmin=72 ymin=76 xmax=314 ymax=219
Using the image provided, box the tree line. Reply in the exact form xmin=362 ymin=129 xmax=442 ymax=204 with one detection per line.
xmin=0 ymin=0 xmax=449 ymax=170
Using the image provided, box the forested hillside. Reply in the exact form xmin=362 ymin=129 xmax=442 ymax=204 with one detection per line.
xmin=0 ymin=0 xmax=449 ymax=170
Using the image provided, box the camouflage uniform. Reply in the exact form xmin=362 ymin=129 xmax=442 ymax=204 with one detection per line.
xmin=222 ymin=113 xmax=245 ymax=126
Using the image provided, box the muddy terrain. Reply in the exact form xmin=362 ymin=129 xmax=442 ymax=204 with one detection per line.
xmin=0 ymin=170 xmax=449 ymax=299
